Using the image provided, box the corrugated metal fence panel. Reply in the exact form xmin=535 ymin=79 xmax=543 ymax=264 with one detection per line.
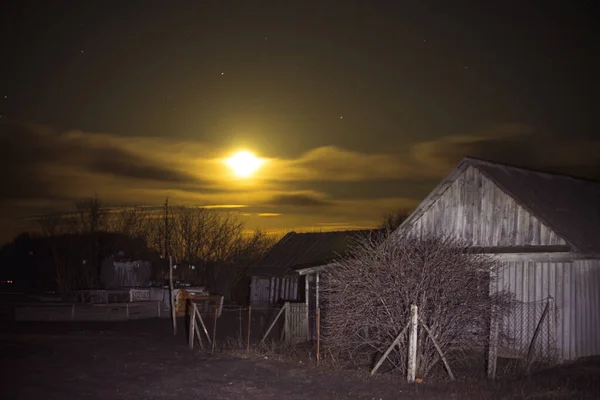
xmin=493 ymin=260 xmax=600 ymax=361
xmin=573 ymin=260 xmax=600 ymax=359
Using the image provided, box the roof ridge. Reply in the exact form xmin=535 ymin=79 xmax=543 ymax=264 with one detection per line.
xmin=463 ymin=156 xmax=600 ymax=184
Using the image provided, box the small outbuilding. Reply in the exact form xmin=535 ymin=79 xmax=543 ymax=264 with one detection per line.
xmin=248 ymin=229 xmax=381 ymax=340
xmin=392 ymin=156 xmax=600 ymax=362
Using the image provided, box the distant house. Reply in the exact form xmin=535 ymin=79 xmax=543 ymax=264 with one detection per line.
xmin=100 ymin=251 xmax=152 ymax=289
xmin=248 ymin=230 xmax=382 ymax=308
xmin=391 ymin=156 xmax=600 ymax=361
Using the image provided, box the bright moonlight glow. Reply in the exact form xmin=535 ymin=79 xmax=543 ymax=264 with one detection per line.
xmin=225 ymin=151 xmax=264 ymax=178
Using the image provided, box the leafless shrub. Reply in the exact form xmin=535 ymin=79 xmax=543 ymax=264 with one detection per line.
xmin=320 ymin=232 xmax=513 ymax=378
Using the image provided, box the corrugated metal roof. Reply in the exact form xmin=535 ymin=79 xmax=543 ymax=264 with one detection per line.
xmin=250 ymin=229 xmax=382 ymax=276
xmin=396 ymin=157 xmax=600 ymax=253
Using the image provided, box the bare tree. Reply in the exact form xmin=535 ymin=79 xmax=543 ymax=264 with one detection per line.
xmin=320 ymin=232 xmax=513 ymax=378
xmin=379 ymin=208 xmax=412 ymax=231
xmin=37 ymin=212 xmax=95 ymax=293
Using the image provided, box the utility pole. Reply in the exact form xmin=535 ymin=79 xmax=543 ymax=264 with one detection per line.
xmin=164 ymin=197 xmax=177 ymax=335
xmin=164 ymin=197 xmax=169 ymax=258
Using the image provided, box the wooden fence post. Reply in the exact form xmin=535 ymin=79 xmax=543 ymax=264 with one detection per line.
xmin=407 ymin=304 xmax=418 ymax=383
xmin=247 ymin=306 xmax=252 ymax=352
xmin=169 ymin=255 xmax=177 ymax=336
xmin=487 ymin=305 xmax=499 ymax=379
xmin=211 ymin=304 xmax=218 ymax=355
xmin=316 ymin=307 xmax=321 ymax=365
xmin=188 ymin=302 xmax=196 ymax=349
xmin=238 ymin=307 xmax=243 ymax=348
xmin=282 ymin=302 xmax=289 ymax=342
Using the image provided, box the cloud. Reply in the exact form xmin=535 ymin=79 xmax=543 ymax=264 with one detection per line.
xmin=0 ymin=122 xmax=208 ymax=202
xmin=409 ymin=123 xmax=537 ymax=177
xmin=266 ymin=192 xmax=334 ymax=207
xmin=261 ymin=146 xmax=410 ymax=182
xmin=4 ymin=119 xmax=600 ymax=245
xmin=410 ymin=124 xmax=600 ymax=179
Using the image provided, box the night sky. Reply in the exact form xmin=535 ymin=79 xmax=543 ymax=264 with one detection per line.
xmin=1 ymin=0 xmax=598 ymax=243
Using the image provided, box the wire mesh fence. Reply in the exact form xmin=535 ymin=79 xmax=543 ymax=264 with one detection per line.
xmin=184 ymin=297 xmax=560 ymax=378
xmin=497 ymin=297 xmax=559 ymax=371
xmin=187 ymin=302 xmax=321 ymax=355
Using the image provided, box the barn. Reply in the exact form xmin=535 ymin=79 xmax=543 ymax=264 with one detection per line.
xmin=392 ymin=156 xmax=600 ymax=362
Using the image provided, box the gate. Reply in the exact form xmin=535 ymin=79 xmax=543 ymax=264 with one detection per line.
xmin=285 ymin=302 xmax=309 ymax=343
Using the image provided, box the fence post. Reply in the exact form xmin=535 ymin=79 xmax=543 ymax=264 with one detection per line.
xmin=238 ymin=307 xmax=243 ymax=348
xmin=487 ymin=305 xmax=499 ymax=379
xmin=305 ymin=276 xmax=310 ymax=341
xmin=247 ymin=306 xmax=252 ymax=352
xmin=211 ymin=304 xmax=218 ymax=355
xmin=169 ymin=255 xmax=177 ymax=336
xmin=407 ymin=304 xmax=418 ymax=383
xmin=316 ymin=307 xmax=321 ymax=365
xmin=71 ymin=304 xmax=75 ymax=321
xmin=188 ymin=302 xmax=196 ymax=349
xmin=283 ymin=302 xmax=290 ymax=343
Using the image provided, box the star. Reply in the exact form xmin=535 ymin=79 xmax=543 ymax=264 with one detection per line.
xmin=221 ymin=72 xmax=224 ymax=75
xmin=340 ymin=116 xmax=343 ymax=119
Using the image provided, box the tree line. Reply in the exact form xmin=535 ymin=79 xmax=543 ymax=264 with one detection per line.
xmin=8 ymin=197 xmax=277 ymax=296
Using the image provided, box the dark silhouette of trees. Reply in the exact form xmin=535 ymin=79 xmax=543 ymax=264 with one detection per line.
xmin=379 ymin=208 xmax=413 ymax=231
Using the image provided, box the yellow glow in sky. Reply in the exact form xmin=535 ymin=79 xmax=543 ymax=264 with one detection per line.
xmin=225 ymin=151 xmax=264 ymax=178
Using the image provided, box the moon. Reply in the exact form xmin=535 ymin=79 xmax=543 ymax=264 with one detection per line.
xmin=225 ymin=151 xmax=264 ymax=178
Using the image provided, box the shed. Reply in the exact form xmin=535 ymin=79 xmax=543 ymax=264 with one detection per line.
xmin=249 ymin=230 xmax=380 ymax=307
xmin=392 ymin=156 xmax=600 ymax=362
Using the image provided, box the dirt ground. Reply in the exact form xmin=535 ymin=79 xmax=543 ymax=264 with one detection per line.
xmin=1 ymin=318 xmax=599 ymax=400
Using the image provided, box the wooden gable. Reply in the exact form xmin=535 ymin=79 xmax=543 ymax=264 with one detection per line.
xmin=406 ymin=166 xmax=567 ymax=247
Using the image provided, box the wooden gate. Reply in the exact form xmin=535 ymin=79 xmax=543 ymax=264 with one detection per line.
xmin=285 ymin=302 xmax=308 ymax=343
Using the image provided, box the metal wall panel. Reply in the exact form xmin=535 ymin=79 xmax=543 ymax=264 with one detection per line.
xmin=492 ymin=260 xmax=600 ymax=361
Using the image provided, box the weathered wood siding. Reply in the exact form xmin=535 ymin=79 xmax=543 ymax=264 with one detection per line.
xmin=492 ymin=260 xmax=600 ymax=361
xmin=408 ymin=166 xmax=567 ymax=247
xmin=285 ymin=302 xmax=309 ymax=344
xmin=250 ymin=276 xmax=300 ymax=307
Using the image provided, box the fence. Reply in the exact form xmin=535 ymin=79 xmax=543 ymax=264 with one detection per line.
xmin=493 ymin=297 xmax=559 ymax=373
xmin=14 ymin=301 xmax=168 ymax=322
xmin=186 ymin=302 xmax=322 ymax=357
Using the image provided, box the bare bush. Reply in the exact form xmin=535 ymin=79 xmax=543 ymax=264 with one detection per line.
xmin=320 ymin=232 xmax=513 ymax=378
